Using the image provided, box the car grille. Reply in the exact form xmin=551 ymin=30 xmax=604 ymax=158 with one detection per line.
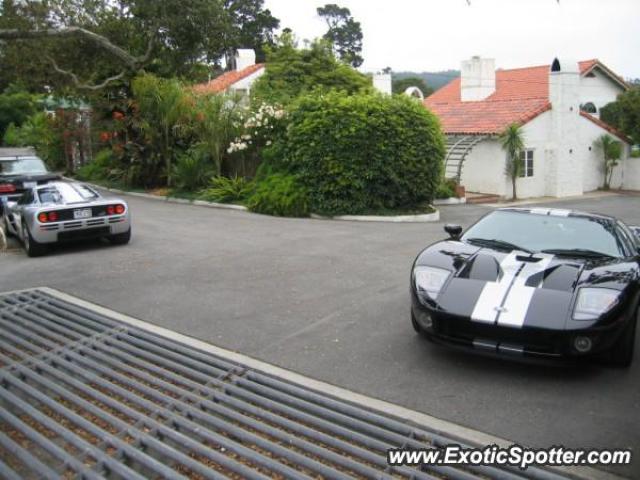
xmin=57 ymin=226 xmax=110 ymax=241
xmin=433 ymin=316 xmax=564 ymax=355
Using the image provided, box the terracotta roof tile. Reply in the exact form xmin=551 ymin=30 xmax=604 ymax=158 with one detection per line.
xmin=193 ymin=64 xmax=265 ymax=95
xmin=580 ymin=111 xmax=630 ymax=143
xmin=424 ymin=59 xmax=624 ymax=135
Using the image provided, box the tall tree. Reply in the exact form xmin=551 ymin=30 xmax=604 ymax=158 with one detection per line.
xmin=599 ymin=87 xmax=640 ymax=145
xmin=251 ymin=32 xmax=371 ymax=105
xmin=317 ymin=3 xmax=363 ymax=68
xmin=0 ymin=0 xmax=280 ymax=91
xmin=224 ymin=0 xmax=280 ymax=64
xmin=499 ymin=123 xmax=525 ymax=200
xmin=593 ymin=134 xmax=622 ymax=190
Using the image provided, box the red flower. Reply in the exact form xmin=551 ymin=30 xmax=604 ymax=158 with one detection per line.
xmin=112 ymin=111 xmax=125 ymax=121
xmin=99 ymin=132 xmax=112 ymax=142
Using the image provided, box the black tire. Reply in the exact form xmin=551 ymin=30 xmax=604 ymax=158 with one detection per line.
xmin=606 ymin=309 xmax=637 ymax=368
xmin=22 ymin=223 xmax=47 ymax=257
xmin=411 ymin=310 xmax=428 ymax=338
xmin=3 ymin=215 xmax=14 ymax=238
xmin=109 ymin=228 xmax=131 ymax=245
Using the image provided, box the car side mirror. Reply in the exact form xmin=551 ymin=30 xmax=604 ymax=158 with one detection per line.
xmin=444 ymin=224 xmax=463 ymax=239
xmin=630 ymin=226 xmax=640 ymax=239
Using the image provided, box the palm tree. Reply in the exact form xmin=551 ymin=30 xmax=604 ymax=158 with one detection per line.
xmin=499 ymin=123 xmax=525 ymax=200
xmin=132 ymin=74 xmax=190 ymax=187
xmin=593 ymin=134 xmax=622 ymax=190
xmin=191 ymin=93 xmax=243 ymax=177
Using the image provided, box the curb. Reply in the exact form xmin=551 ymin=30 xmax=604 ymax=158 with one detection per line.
xmin=80 ymin=181 xmax=249 ymax=212
xmin=433 ymin=197 xmax=467 ymax=206
xmin=81 ymin=180 xmax=441 ymax=223
xmin=311 ymin=209 xmax=440 ymax=223
xmin=483 ymin=191 xmax=622 ymax=208
xmin=28 ymin=286 xmax=626 ymax=480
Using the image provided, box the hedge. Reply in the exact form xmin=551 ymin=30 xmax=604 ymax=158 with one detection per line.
xmin=275 ymin=92 xmax=445 ymax=215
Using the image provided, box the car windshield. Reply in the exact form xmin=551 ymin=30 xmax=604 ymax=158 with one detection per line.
xmin=461 ymin=210 xmax=625 ymax=257
xmin=0 ymin=157 xmax=48 ymax=175
xmin=38 ymin=183 xmax=99 ymax=204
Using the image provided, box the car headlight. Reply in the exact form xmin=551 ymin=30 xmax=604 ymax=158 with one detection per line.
xmin=573 ymin=288 xmax=620 ymax=320
xmin=414 ymin=266 xmax=451 ymax=299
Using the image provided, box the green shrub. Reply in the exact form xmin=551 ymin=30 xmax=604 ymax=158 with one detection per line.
xmin=247 ymin=174 xmax=309 ymax=217
xmin=76 ymin=150 xmax=115 ymax=181
xmin=3 ymin=112 xmax=63 ymax=168
xmin=172 ymin=150 xmax=213 ymax=191
xmin=271 ymin=92 xmax=444 ymax=215
xmin=435 ymin=179 xmax=457 ymax=199
xmin=199 ymin=175 xmax=255 ymax=203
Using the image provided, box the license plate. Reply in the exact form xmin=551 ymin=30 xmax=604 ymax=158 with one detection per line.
xmin=23 ymin=181 xmax=36 ymax=189
xmin=73 ymin=208 xmax=92 ymax=219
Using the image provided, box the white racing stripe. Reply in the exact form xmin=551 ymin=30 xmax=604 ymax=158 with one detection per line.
xmin=471 ymin=251 xmax=522 ymax=324
xmin=497 ymin=254 xmax=554 ymax=327
xmin=471 ymin=252 xmax=555 ymax=327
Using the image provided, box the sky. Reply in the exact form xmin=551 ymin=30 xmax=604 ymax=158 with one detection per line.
xmin=264 ymin=0 xmax=640 ymax=79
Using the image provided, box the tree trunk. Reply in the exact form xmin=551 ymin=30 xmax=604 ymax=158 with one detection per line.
xmin=512 ymin=176 xmax=517 ymax=201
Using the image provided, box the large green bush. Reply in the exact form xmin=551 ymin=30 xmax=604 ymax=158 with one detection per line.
xmin=274 ymin=92 xmax=445 ymax=215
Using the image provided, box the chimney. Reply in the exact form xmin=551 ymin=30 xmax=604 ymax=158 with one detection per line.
xmin=546 ymin=57 xmax=583 ymax=197
xmin=373 ymin=72 xmax=392 ymax=95
xmin=460 ymin=56 xmax=496 ymax=101
xmin=235 ymin=49 xmax=256 ymax=71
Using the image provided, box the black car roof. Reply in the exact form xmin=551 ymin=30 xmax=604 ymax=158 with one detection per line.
xmin=497 ymin=207 xmax=617 ymax=223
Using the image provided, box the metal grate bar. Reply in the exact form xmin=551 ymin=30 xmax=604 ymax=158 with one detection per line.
xmin=1 ymin=290 xmax=574 ymax=480
xmin=0 ymin=431 xmax=59 ymax=479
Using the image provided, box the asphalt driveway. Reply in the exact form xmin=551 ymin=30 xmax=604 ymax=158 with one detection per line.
xmin=1 ymin=192 xmax=639 ymax=477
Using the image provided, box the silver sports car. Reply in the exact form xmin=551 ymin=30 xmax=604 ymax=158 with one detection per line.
xmin=2 ymin=181 xmax=131 ymax=256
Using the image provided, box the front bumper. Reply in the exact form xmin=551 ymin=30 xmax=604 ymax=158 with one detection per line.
xmin=411 ymin=293 xmax=630 ymax=361
xmin=32 ymin=215 xmax=130 ymax=244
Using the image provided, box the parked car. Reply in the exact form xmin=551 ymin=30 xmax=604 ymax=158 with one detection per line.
xmin=0 ymin=147 xmax=59 ymax=215
xmin=3 ymin=181 xmax=131 ymax=257
xmin=411 ymin=207 xmax=640 ymax=367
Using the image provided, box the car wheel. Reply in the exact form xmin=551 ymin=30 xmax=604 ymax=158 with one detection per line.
xmin=411 ymin=310 xmax=428 ymax=337
xmin=109 ymin=228 xmax=131 ymax=245
xmin=3 ymin=215 xmax=14 ymax=238
xmin=606 ymin=309 xmax=637 ymax=368
xmin=22 ymin=223 xmax=47 ymax=257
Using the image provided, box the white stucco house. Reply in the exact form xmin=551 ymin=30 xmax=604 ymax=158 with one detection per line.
xmin=425 ymin=56 xmax=638 ymax=198
xmin=193 ymin=49 xmax=266 ymax=97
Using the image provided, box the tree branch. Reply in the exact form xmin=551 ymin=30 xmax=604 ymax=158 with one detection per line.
xmin=1 ymin=27 xmax=136 ymax=67
xmin=48 ymin=56 xmax=126 ymax=91
xmin=0 ymin=26 xmax=153 ymax=69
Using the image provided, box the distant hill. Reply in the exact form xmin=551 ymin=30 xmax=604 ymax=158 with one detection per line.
xmin=392 ymin=70 xmax=460 ymax=92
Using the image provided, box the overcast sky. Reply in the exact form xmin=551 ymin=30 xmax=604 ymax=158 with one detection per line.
xmin=264 ymin=0 xmax=640 ymax=79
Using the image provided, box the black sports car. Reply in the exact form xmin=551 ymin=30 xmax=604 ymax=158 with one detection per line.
xmin=410 ymin=207 xmax=640 ymax=367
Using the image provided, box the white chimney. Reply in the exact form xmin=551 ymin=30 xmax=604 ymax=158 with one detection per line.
xmin=460 ymin=56 xmax=496 ymax=101
xmin=546 ymin=57 xmax=583 ymax=197
xmin=373 ymin=72 xmax=392 ymax=95
xmin=235 ymin=49 xmax=256 ymax=71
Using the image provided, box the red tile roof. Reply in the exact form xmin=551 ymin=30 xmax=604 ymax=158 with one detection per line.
xmin=424 ymin=59 xmax=625 ymax=135
xmin=193 ymin=64 xmax=265 ymax=95
xmin=580 ymin=111 xmax=630 ymax=143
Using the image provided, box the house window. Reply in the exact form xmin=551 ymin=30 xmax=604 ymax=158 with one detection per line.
xmin=519 ymin=149 xmax=534 ymax=178
xmin=580 ymin=102 xmax=597 ymax=114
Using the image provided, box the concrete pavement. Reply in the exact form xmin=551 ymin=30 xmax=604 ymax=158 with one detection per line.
xmin=1 ymin=192 xmax=639 ymax=477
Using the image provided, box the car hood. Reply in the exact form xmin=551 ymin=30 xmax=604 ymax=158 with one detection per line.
xmin=415 ymin=241 xmax=633 ymax=330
